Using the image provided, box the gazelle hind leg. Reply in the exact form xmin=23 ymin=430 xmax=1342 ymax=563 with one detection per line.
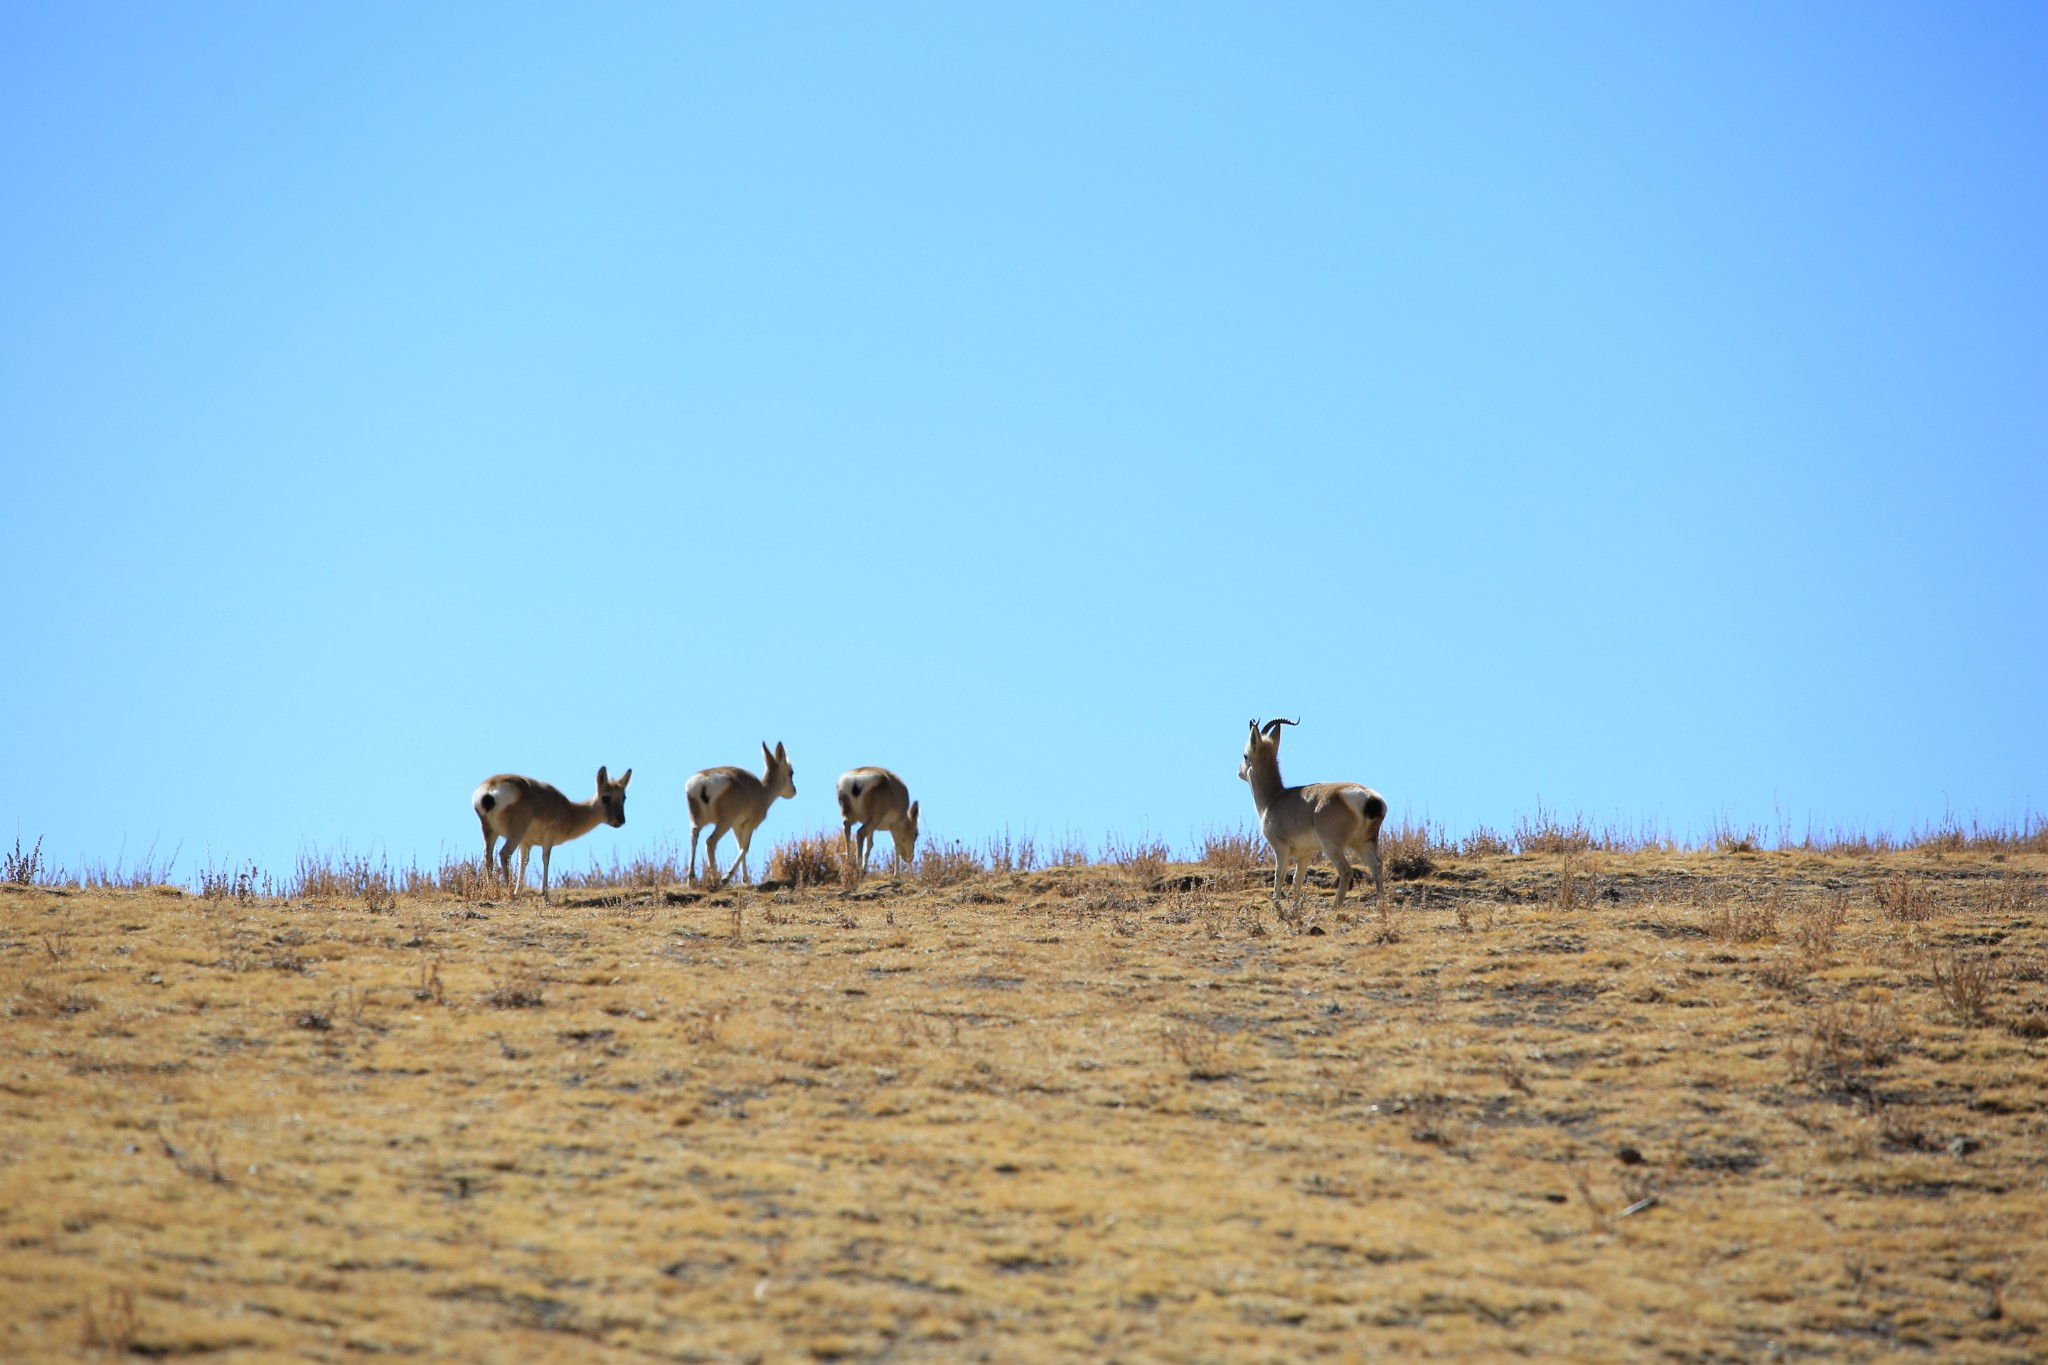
xmin=702 ymin=828 xmax=726 ymax=887
xmin=1318 ymin=834 xmax=1354 ymax=911
xmin=1361 ymin=841 xmax=1385 ymax=897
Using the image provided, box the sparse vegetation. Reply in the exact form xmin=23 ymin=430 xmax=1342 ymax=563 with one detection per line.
xmin=1 ymin=828 xmax=2043 ymax=1360
xmin=1929 ymin=946 xmax=2002 ymax=1027
xmin=4 ymin=835 xmax=47 ymax=885
xmin=768 ymin=828 xmax=848 ymax=888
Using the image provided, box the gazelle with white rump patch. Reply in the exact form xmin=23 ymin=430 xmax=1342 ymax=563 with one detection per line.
xmin=1238 ymin=718 xmax=1386 ymax=912
xmin=836 ymin=767 xmax=920 ymax=884
xmin=686 ymin=742 xmax=795 ymax=886
xmin=471 ymin=766 xmax=631 ymax=903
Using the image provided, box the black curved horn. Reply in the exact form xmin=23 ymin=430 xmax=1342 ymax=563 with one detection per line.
xmin=1261 ymin=717 xmax=1300 ymax=738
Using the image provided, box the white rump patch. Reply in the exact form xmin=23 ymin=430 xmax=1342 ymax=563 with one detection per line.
xmin=474 ymin=780 xmax=522 ymax=814
xmin=691 ymin=772 xmax=734 ymax=809
xmin=839 ymin=769 xmax=885 ymax=798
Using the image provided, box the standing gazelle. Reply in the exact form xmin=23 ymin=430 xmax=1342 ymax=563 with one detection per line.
xmin=836 ymin=767 xmax=920 ymax=884
xmin=686 ymin=742 xmax=795 ymax=886
xmin=1239 ymin=718 xmax=1386 ymax=912
xmin=472 ymin=766 xmax=631 ymax=903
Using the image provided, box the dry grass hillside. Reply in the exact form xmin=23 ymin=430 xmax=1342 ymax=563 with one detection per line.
xmin=3 ymin=825 xmax=2044 ymax=1362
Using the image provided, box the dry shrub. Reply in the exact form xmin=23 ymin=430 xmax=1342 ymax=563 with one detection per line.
xmin=5 ymin=835 xmax=49 ymax=885
xmin=683 ymin=999 xmax=735 ymax=1046
xmin=1103 ymin=834 xmax=1172 ymax=885
xmin=557 ymin=843 xmax=686 ymax=891
xmin=1713 ymin=820 xmax=1763 ymax=855
xmin=985 ymin=831 xmax=1040 ymax=874
xmin=1461 ymin=825 xmax=1511 ymax=858
xmin=198 ymin=859 xmax=267 ymax=906
xmin=1707 ymin=890 xmax=1779 ymax=943
xmin=1382 ymin=818 xmax=1440 ymax=881
xmin=78 ymin=841 xmax=179 ymax=890
xmin=1985 ymin=874 xmax=2037 ymax=913
xmin=435 ymin=856 xmax=494 ymax=904
xmin=916 ymin=838 xmax=981 ymax=888
xmin=770 ymin=830 xmax=847 ymax=888
xmin=1047 ymin=833 xmax=1092 ymax=868
xmin=1200 ymin=825 xmax=1264 ymax=889
xmin=79 ymin=1285 xmax=137 ymax=1352
xmin=1367 ymin=893 xmax=1401 ymax=945
xmin=1790 ymin=999 xmax=1903 ymax=1087
xmin=1755 ymin=953 xmax=1805 ymax=991
xmin=1555 ymin=854 xmax=1583 ymax=910
xmin=1906 ymin=814 xmax=2048 ymax=856
xmin=1876 ymin=874 xmax=1935 ymax=922
xmin=1794 ymin=891 xmax=1849 ymax=964
xmin=1515 ymin=804 xmax=1592 ymax=854
xmin=1928 ymin=948 xmax=2000 ymax=1026
xmin=1161 ymin=1018 xmax=1233 ymax=1080
xmin=10 ymin=977 xmax=99 ymax=1018
xmin=483 ymin=962 xmax=546 ymax=1009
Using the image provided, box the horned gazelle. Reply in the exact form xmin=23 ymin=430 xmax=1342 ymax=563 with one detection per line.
xmin=1239 ymin=718 xmax=1387 ymax=912
xmin=686 ymin=742 xmax=795 ymax=886
xmin=471 ymin=766 xmax=631 ymax=902
xmin=836 ymin=767 xmax=920 ymax=884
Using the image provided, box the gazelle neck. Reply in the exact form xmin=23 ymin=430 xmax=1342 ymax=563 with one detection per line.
xmin=1247 ymin=752 xmax=1287 ymax=809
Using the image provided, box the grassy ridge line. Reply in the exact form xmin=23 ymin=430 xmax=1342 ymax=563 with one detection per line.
xmin=6 ymin=810 xmax=2046 ymax=896
xmin=2 ymin=845 xmax=2043 ymax=1360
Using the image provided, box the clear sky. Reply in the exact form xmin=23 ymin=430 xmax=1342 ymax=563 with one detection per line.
xmin=3 ymin=3 xmax=2043 ymax=880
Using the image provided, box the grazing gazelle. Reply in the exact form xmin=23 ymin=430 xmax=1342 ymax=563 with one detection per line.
xmin=686 ymin=742 xmax=795 ymax=886
xmin=836 ymin=767 xmax=920 ymax=884
xmin=472 ymin=766 xmax=631 ymax=903
xmin=1238 ymin=718 xmax=1387 ymax=912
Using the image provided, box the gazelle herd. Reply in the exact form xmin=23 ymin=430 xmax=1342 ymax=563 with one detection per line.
xmin=473 ymin=719 xmax=1385 ymax=911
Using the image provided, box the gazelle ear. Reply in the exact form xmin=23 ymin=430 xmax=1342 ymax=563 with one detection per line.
xmin=617 ymin=768 xmax=632 ymax=788
xmin=908 ymin=801 xmax=920 ymax=821
xmin=597 ymin=766 xmax=609 ymax=786
xmin=762 ymin=742 xmax=775 ymax=766
xmin=774 ymin=741 xmax=786 ymax=760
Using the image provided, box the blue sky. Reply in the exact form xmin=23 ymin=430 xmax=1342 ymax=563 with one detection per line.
xmin=4 ymin=3 xmax=2043 ymax=879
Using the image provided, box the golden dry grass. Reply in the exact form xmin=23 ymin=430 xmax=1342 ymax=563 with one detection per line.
xmin=3 ymin=844 xmax=2044 ymax=1361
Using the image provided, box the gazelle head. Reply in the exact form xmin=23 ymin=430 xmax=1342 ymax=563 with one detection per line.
xmin=900 ymin=800 xmax=922 ymax=864
xmin=763 ymin=742 xmax=796 ymax=799
xmin=1239 ymin=718 xmax=1297 ymax=782
xmin=596 ymin=766 xmax=632 ymax=827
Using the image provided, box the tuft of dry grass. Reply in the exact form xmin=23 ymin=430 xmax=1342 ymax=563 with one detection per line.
xmin=1460 ymin=824 xmax=1511 ymax=857
xmin=1381 ymin=816 xmax=1445 ymax=882
xmin=1789 ymin=997 xmax=1904 ymax=1088
xmin=1102 ymin=833 xmax=1172 ymax=886
xmin=1198 ymin=823 xmax=1264 ymax=889
xmin=984 ymin=829 xmax=1040 ymax=874
xmin=1513 ymin=802 xmax=1592 ymax=854
xmin=481 ymin=960 xmax=546 ymax=1009
xmin=554 ymin=841 xmax=686 ymax=892
xmin=1929 ymin=947 xmax=2001 ymax=1026
xmin=769 ymin=828 xmax=848 ymax=889
xmin=1705 ymin=888 xmax=1780 ymax=943
xmin=1876 ymin=872 xmax=1936 ymax=922
xmin=4 ymin=835 xmax=49 ymax=885
xmin=914 ymin=836 xmax=981 ymax=887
